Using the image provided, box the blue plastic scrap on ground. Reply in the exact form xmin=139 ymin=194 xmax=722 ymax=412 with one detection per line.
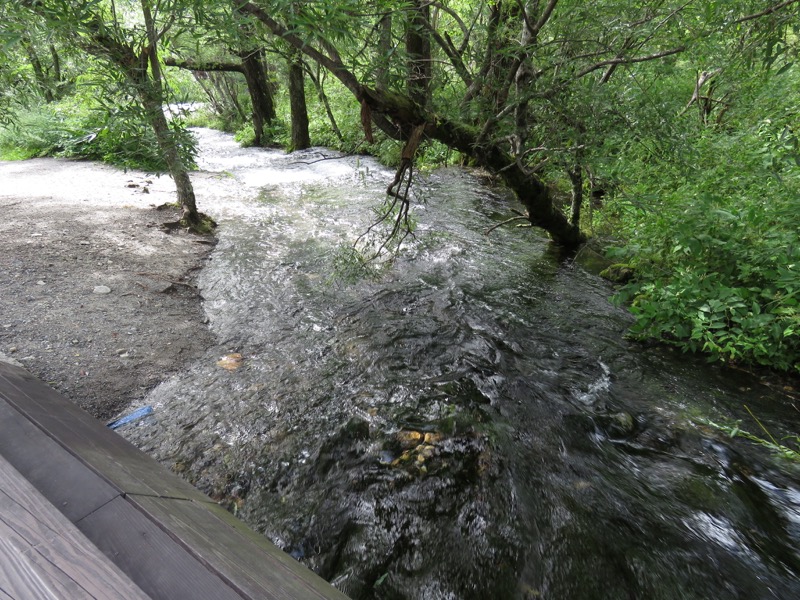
xmin=107 ymin=406 xmax=154 ymax=429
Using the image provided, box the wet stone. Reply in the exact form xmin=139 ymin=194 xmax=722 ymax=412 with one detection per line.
xmin=343 ymin=417 xmax=370 ymax=441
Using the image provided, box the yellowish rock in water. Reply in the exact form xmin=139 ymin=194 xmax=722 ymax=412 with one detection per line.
xmin=391 ymin=450 xmax=414 ymax=466
xmin=424 ymin=432 xmax=443 ymax=445
xmin=418 ymin=444 xmax=436 ymax=459
xmin=216 ymin=353 xmax=244 ymax=370
xmin=396 ymin=430 xmax=423 ymax=448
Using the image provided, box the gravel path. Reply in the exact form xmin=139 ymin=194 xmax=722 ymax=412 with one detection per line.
xmin=0 ymin=157 xmax=216 ymax=420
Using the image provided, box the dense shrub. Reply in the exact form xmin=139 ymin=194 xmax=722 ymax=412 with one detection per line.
xmin=0 ymin=96 xmax=196 ymax=172
xmin=608 ymin=121 xmax=800 ymax=373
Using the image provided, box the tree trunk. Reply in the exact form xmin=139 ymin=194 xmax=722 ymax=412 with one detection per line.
xmin=48 ymin=44 xmax=64 ymax=99
xmin=24 ymin=39 xmax=54 ymax=102
xmin=361 ymin=87 xmax=586 ymax=247
xmin=569 ymin=165 xmax=583 ymax=227
xmin=240 ymin=49 xmax=276 ymax=146
xmin=288 ymin=51 xmax=310 ymax=151
xmin=135 ymin=74 xmax=199 ymax=226
xmin=139 ymin=0 xmax=200 ymax=226
xmin=514 ymin=4 xmax=537 ymax=156
xmin=22 ymin=0 xmax=203 ymax=227
xmin=49 ymin=44 xmax=61 ymax=82
xmin=376 ymin=14 xmax=392 ymax=93
xmin=406 ymin=1 xmax=431 ymax=109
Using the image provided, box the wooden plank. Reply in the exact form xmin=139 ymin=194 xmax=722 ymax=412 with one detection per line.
xmin=0 ymin=455 xmax=150 ymax=600
xmin=75 ymin=496 xmax=243 ymax=600
xmin=0 ymin=398 xmax=120 ymax=523
xmin=0 ymin=361 xmax=209 ymax=502
xmin=0 ymin=361 xmax=350 ymax=599
xmin=0 ymin=524 xmax=90 ymax=600
xmin=130 ymin=495 xmax=351 ymax=600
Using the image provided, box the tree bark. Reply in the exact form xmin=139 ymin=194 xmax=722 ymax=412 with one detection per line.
xmin=513 ymin=3 xmax=538 ymax=155
xmin=568 ymin=164 xmax=583 ymax=227
xmin=288 ymin=50 xmax=310 ymax=150
xmin=49 ymin=44 xmax=61 ymax=84
xmin=144 ymin=88 xmax=200 ymax=226
xmin=239 ymin=48 xmax=276 ymax=146
xmin=164 ymin=57 xmax=245 ymax=73
xmin=140 ymin=0 xmax=199 ymax=226
xmin=360 ymin=87 xmax=586 ymax=246
xmin=406 ymin=0 xmax=431 ymax=109
xmin=376 ymin=13 xmax=392 ymax=93
xmin=23 ymin=39 xmax=54 ymax=102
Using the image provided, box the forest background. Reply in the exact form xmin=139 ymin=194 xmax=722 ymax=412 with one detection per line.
xmin=1 ymin=0 xmax=798 ymax=379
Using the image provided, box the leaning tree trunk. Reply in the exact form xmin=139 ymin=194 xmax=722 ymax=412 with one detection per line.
xmin=239 ymin=2 xmax=586 ymax=247
xmin=139 ymin=0 xmax=200 ymax=227
xmin=288 ymin=50 xmax=310 ymax=151
xmin=137 ymin=77 xmax=200 ymax=227
xmin=360 ymin=87 xmax=587 ymax=247
xmin=23 ymin=0 xmax=203 ymax=228
xmin=240 ymin=49 xmax=276 ymax=146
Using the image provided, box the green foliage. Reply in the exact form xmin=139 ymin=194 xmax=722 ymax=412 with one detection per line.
xmin=328 ymin=244 xmax=383 ymax=284
xmin=373 ymin=139 xmax=402 ymax=167
xmin=585 ymin=5 xmax=800 ymax=372
xmin=700 ymin=406 xmax=800 ymax=462
xmin=607 ymin=83 xmax=800 ymax=373
xmin=1 ymin=0 xmax=799 ymax=376
xmin=0 ymin=94 xmax=197 ymax=172
xmin=232 ymin=122 xmax=256 ymax=146
xmin=417 ymin=140 xmax=457 ymax=169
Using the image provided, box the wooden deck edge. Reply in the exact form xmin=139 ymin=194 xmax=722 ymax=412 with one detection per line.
xmin=0 ymin=455 xmax=151 ymax=600
xmin=0 ymin=360 xmax=350 ymax=600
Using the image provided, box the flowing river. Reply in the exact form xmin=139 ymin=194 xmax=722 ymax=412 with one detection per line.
xmin=119 ymin=128 xmax=800 ymax=599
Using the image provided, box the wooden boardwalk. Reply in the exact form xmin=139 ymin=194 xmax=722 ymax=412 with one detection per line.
xmin=0 ymin=455 xmax=150 ymax=599
xmin=0 ymin=360 xmax=350 ymax=600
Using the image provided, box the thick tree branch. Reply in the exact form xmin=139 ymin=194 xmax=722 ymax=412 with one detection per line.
xmin=164 ymin=57 xmax=245 ymax=73
xmin=421 ymin=20 xmax=472 ymax=87
xmin=533 ymin=0 xmax=559 ymax=37
xmin=733 ymin=0 xmax=800 ymax=24
xmin=574 ymin=46 xmax=685 ymax=79
xmin=238 ymin=2 xmax=402 ymax=140
xmin=238 ymin=2 xmax=361 ymax=95
xmin=428 ymin=1 xmax=469 ymax=40
xmin=464 ymin=2 xmax=502 ymax=103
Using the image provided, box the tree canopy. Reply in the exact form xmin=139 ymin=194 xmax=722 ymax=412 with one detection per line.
xmin=1 ymin=0 xmax=799 ymax=372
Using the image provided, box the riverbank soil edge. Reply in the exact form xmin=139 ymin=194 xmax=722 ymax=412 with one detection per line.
xmin=0 ymin=157 xmax=215 ymax=420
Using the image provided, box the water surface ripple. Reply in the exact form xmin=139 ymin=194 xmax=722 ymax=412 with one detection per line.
xmin=121 ymin=129 xmax=800 ymax=600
